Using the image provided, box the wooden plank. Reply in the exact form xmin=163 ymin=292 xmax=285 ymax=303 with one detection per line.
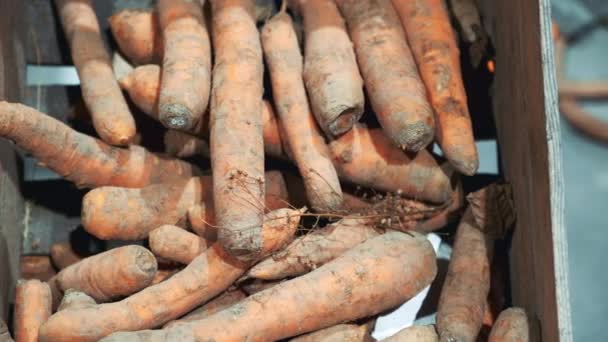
xmin=490 ymin=0 xmax=572 ymax=341
xmin=0 ymin=0 xmax=25 ymax=320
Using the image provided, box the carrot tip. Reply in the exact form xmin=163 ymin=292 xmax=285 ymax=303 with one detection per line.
xmin=159 ymin=103 xmax=195 ymax=130
xmin=397 ymin=122 xmax=434 ymax=152
xmin=328 ymin=106 xmax=363 ymax=136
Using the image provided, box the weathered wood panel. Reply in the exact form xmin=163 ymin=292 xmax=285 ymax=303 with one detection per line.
xmin=489 ymin=0 xmax=572 ymax=341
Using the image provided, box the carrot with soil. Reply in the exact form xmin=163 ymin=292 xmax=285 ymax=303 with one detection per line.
xmin=39 ymin=209 xmax=301 ymax=342
xmin=157 ymin=0 xmax=211 ymax=130
xmin=336 ymin=0 xmax=434 ymax=152
xmin=262 ymin=11 xmax=343 ymax=211
xmin=392 ymin=0 xmax=479 ymax=175
xmin=291 ymin=323 xmax=373 ymax=342
xmin=20 ymin=256 xmax=56 ymax=281
xmin=102 ymin=231 xmax=437 ymax=342
xmin=164 ymin=289 xmax=247 ymax=327
xmin=55 ymin=0 xmax=136 ymax=146
xmin=437 ymin=184 xmax=514 ymax=342
xmin=118 ymin=64 xmax=162 ymax=120
xmin=329 ymin=124 xmax=454 ymax=203
xmin=488 ymin=308 xmax=529 ymax=342
xmin=210 ymin=0 xmax=266 ymax=262
xmin=13 ymin=280 xmax=52 ymax=342
xmin=149 ymin=225 xmax=211 ymax=264
xmin=0 ymin=102 xmax=200 ymax=188
xmin=109 ymin=9 xmax=163 ymax=65
xmin=57 ymin=290 xmax=96 ymax=311
xmin=297 ymin=0 xmax=365 ymax=136
xmin=82 ymin=171 xmax=288 ymax=240
xmin=50 ymin=242 xmax=82 ymax=270
xmin=51 ymin=245 xmax=157 ymax=303
xmin=381 ymin=325 xmax=438 ymax=342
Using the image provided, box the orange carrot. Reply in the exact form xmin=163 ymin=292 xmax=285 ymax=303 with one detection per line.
xmin=488 ymin=308 xmax=529 ymax=342
xmin=336 ymin=0 xmax=434 ymax=152
xmin=150 ymin=267 xmax=181 ymax=285
xmin=52 ymin=245 xmax=157 ymax=303
xmin=262 ymin=11 xmax=343 ymax=211
xmin=149 ymin=225 xmax=211 ymax=264
xmin=57 ymin=290 xmax=96 ymax=311
xmin=157 ymin=0 xmax=211 ymax=130
xmin=381 ymin=325 xmax=438 ymax=341
xmin=291 ymin=323 xmax=373 ymax=342
xmin=108 ymin=9 xmax=163 ymax=65
xmin=164 ymin=129 xmax=210 ymax=158
xmin=118 ymin=64 xmax=162 ymax=120
xmin=298 ymin=0 xmax=365 ymax=136
xmin=240 ymin=279 xmax=282 ymax=295
xmin=13 ymin=279 xmax=52 ymax=342
xmin=39 ymin=209 xmax=301 ymax=342
xmin=103 ymin=231 xmax=437 ymax=341
xmin=437 ymin=184 xmax=514 ymax=342
xmin=20 ymin=256 xmax=56 ymax=282
xmin=55 ymin=0 xmax=136 ymax=146
xmin=247 ymin=217 xmax=381 ymax=280
xmin=209 ymin=0 xmax=265 ymax=262
xmin=0 ymin=102 xmax=200 ymax=188
xmin=329 ymin=124 xmax=454 ymax=203
xmin=392 ymin=0 xmax=479 ymax=175
xmin=50 ymin=242 xmax=82 ymax=270
xmin=164 ymin=289 xmax=247 ymax=327
xmin=82 ymin=171 xmax=288 ymax=240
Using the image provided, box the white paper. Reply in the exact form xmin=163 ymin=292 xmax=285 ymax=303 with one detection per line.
xmin=371 ymin=233 xmax=442 ymax=340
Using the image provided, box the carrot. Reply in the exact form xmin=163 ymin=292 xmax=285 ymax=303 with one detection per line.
xmin=247 ymin=217 xmax=381 ymax=280
xmin=437 ymin=184 xmax=514 ymax=342
xmin=55 ymin=0 xmax=136 ymax=146
xmin=104 ymin=231 xmax=437 ymax=341
xmin=262 ymin=11 xmax=343 ymax=211
xmin=380 ymin=325 xmax=438 ymax=342
xmin=57 ymin=290 xmax=96 ymax=311
xmin=149 ymin=225 xmax=211 ymax=264
xmin=336 ymin=0 xmax=434 ymax=152
xmin=210 ymin=0 xmax=265 ymax=262
xmin=39 ymin=209 xmax=301 ymax=342
xmin=13 ymin=279 xmax=52 ymax=342
xmin=20 ymin=256 xmax=56 ymax=281
xmin=109 ymin=9 xmax=163 ymax=65
xmin=164 ymin=129 xmax=210 ymax=158
xmin=392 ymin=0 xmax=479 ymax=175
xmin=488 ymin=308 xmax=529 ymax=342
xmin=329 ymin=124 xmax=454 ymax=203
xmin=156 ymin=0 xmax=211 ymax=130
xmin=164 ymin=289 xmax=247 ymax=327
xmin=291 ymin=323 xmax=373 ymax=342
xmin=240 ymin=279 xmax=282 ymax=295
xmin=297 ymin=0 xmax=365 ymax=136
xmin=0 ymin=318 xmax=13 ymax=342
xmin=150 ymin=267 xmax=181 ymax=285
xmin=82 ymin=171 xmax=288 ymax=240
xmin=52 ymin=245 xmax=157 ymax=303
xmin=50 ymin=242 xmax=82 ymax=270
xmin=118 ymin=64 xmax=162 ymax=120
xmin=0 ymin=102 xmax=200 ymax=188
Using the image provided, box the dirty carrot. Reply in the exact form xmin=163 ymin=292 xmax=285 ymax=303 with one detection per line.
xmin=240 ymin=279 xmax=282 ymax=295
xmin=52 ymin=246 xmax=157 ymax=303
xmin=150 ymin=267 xmax=181 ymax=285
xmin=392 ymin=0 xmax=479 ymax=175
xmin=149 ymin=225 xmax=211 ymax=264
xmin=164 ymin=289 xmax=247 ymax=327
xmin=118 ymin=64 xmax=162 ymax=120
xmin=39 ymin=209 xmax=301 ymax=342
xmin=82 ymin=171 xmax=288 ymax=240
xmin=291 ymin=323 xmax=373 ymax=342
xmin=209 ymin=0 xmax=265 ymax=262
xmin=57 ymin=290 xmax=96 ymax=311
xmin=336 ymin=0 xmax=435 ymax=152
xmin=103 ymin=231 xmax=436 ymax=342
xmin=329 ymin=124 xmax=454 ymax=203
xmin=14 ymin=279 xmax=52 ymax=342
xmin=488 ymin=308 xmax=529 ymax=342
xmin=109 ymin=9 xmax=163 ymax=65
xmin=298 ymin=0 xmax=365 ymax=136
xmin=157 ymin=0 xmax=211 ymax=130
xmin=262 ymin=11 xmax=343 ymax=211
xmin=0 ymin=102 xmax=200 ymax=188
xmin=164 ymin=129 xmax=210 ymax=158
xmin=50 ymin=242 xmax=82 ymax=270
xmin=20 ymin=256 xmax=56 ymax=282
xmin=437 ymin=184 xmax=514 ymax=342
xmin=55 ymin=0 xmax=136 ymax=146
xmin=247 ymin=217 xmax=381 ymax=280
xmin=381 ymin=325 xmax=438 ymax=342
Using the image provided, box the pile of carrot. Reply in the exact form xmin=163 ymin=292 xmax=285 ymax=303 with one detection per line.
xmin=2 ymin=1 xmax=530 ymax=341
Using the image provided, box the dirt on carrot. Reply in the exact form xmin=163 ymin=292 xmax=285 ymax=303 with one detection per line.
xmin=380 ymin=325 xmax=438 ymax=342
xmin=488 ymin=308 xmax=529 ymax=342
xmin=164 ymin=289 xmax=247 ymax=328
xmin=14 ymin=279 xmax=52 ymax=342
xmin=50 ymin=242 xmax=82 ymax=270
xmin=108 ymin=9 xmax=163 ymax=65
xmin=290 ymin=323 xmax=374 ymax=342
xmin=55 ymin=0 xmax=136 ymax=146
xmin=149 ymin=225 xmax=211 ymax=264
xmin=57 ymin=290 xmax=96 ymax=312
xmin=392 ymin=0 xmax=479 ymax=175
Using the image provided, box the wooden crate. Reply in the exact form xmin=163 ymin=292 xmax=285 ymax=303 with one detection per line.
xmin=0 ymin=0 xmax=572 ymax=341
